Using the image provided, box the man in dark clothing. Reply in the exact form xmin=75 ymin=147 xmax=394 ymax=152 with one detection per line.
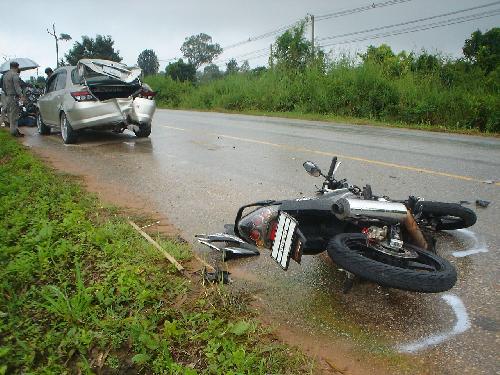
xmin=1 ymin=61 xmax=25 ymax=137
xmin=45 ymin=67 xmax=53 ymax=79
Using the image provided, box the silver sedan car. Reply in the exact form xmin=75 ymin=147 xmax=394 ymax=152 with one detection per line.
xmin=37 ymin=59 xmax=156 ymax=144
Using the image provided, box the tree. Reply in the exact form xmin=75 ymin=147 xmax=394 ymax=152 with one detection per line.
xmin=463 ymin=28 xmax=500 ymax=73
xmin=181 ymin=33 xmax=222 ymax=69
xmin=202 ymin=63 xmax=222 ymax=81
xmin=273 ymin=22 xmax=312 ymax=70
xmin=47 ymin=23 xmax=71 ymax=68
xmin=240 ymin=60 xmax=250 ymax=72
xmin=137 ymin=49 xmax=159 ymax=76
xmin=65 ymin=35 xmax=122 ymax=65
xmin=165 ymin=59 xmax=196 ymax=82
xmin=225 ymin=59 xmax=239 ymax=74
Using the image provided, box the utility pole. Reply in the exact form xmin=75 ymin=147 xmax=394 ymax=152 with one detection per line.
xmin=269 ymin=43 xmax=274 ymax=68
xmin=47 ymin=23 xmax=72 ymax=68
xmin=310 ymin=14 xmax=315 ymax=59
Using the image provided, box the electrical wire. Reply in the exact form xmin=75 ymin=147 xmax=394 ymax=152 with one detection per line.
xmin=316 ymin=0 xmax=412 ymax=21
xmin=318 ymin=1 xmax=500 ymax=42
xmin=221 ymin=0 xmax=414 ymax=51
xmin=318 ymin=9 xmax=500 ymax=48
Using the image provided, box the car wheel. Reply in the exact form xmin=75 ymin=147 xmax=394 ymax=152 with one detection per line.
xmin=37 ymin=112 xmax=51 ymax=135
xmin=60 ymin=113 xmax=77 ymax=144
xmin=134 ymin=123 xmax=151 ymax=138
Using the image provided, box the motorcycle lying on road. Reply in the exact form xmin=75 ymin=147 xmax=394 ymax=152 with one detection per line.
xmin=197 ymin=157 xmax=477 ymax=293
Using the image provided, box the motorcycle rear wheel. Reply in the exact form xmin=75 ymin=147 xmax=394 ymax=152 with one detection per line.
xmin=327 ymin=233 xmax=457 ymax=293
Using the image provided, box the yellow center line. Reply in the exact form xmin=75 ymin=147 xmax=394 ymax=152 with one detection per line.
xmin=161 ymin=125 xmax=499 ymax=186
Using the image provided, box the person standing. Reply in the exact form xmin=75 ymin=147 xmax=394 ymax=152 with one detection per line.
xmin=2 ymin=61 xmax=25 ymax=137
xmin=0 ymin=74 xmax=6 ymax=126
xmin=44 ymin=67 xmax=53 ymax=79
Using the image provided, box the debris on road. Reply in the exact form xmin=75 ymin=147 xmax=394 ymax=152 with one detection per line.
xmin=475 ymin=199 xmax=491 ymax=208
xmin=128 ymin=220 xmax=185 ymax=273
xmin=202 ymin=268 xmax=231 ymax=284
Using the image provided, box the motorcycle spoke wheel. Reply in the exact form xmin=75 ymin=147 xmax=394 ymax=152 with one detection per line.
xmin=327 ymin=233 xmax=457 ymax=293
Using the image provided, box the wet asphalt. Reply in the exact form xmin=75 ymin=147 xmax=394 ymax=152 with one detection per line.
xmin=22 ymin=109 xmax=499 ymax=374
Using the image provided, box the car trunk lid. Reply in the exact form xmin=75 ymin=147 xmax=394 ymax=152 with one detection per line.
xmin=78 ymin=59 xmax=141 ymax=83
xmin=77 ymin=59 xmax=143 ymax=101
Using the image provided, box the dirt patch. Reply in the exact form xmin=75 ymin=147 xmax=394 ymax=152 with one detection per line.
xmin=26 ymin=144 xmax=178 ymax=239
xmin=0 ymin=155 xmax=12 ymax=165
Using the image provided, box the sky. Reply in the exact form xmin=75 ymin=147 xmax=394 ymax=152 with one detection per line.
xmin=1 ymin=0 xmax=498 ymax=78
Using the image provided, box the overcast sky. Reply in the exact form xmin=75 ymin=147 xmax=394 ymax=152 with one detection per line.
xmin=1 ymin=0 xmax=498 ymax=77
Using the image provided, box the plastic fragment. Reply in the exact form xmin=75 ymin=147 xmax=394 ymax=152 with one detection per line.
xmin=475 ymin=199 xmax=490 ymax=208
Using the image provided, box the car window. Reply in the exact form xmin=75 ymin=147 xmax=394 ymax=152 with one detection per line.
xmin=45 ymin=74 xmax=58 ymax=93
xmin=71 ymin=68 xmax=81 ymax=84
xmin=55 ymin=70 xmax=67 ymax=91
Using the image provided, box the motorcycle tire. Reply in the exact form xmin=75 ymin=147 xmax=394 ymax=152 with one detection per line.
xmin=327 ymin=233 xmax=457 ymax=293
xmin=416 ymin=201 xmax=476 ymax=230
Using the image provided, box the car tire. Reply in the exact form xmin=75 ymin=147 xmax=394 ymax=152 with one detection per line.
xmin=60 ymin=112 xmax=77 ymax=144
xmin=37 ymin=112 xmax=50 ymax=135
xmin=134 ymin=123 xmax=151 ymax=138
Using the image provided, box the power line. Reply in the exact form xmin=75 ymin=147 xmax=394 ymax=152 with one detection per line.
xmin=220 ymin=0 xmax=413 ymax=52
xmin=318 ymin=9 xmax=500 ymax=48
xmin=316 ymin=0 xmax=412 ymax=21
xmin=318 ymin=0 xmax=500 ymax=42
xmin=216 ymin=47 xmax=269 ymax=64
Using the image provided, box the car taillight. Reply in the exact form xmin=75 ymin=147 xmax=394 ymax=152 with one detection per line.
xmin=237 ymin=205 xmax=279 ymax=249
xmin=71 ymin=90 xmax=95 ymax=102
xmin=139 ymin=89 xmax=156 ymax=100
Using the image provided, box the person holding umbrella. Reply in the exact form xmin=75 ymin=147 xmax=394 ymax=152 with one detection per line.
xmin=2 ymin=61 xmax=25 ymax=137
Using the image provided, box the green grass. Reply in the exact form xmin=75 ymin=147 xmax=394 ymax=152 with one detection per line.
xmin=0 ymin=131 xmax=310 ymax=374
xmin=146 ymin=62 xmax=499 ymax=134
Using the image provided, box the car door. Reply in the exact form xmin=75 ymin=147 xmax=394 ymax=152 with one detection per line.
xmin=50 ymin=70 xmax=67 ymax=126
xmin=38 ymin=73 xmax=59 ymax=125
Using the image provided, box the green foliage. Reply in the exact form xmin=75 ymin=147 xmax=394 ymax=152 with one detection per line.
xmin=148 ymin=41 xmax=499 ymax=133
xmin=137 ymin=49 xmax=160 ymax=76
xmin=463 ymin=27 xmax=500 ymax=73
xmin=0 ymin=133 xmax=309 ymax=374
xmin=202 ymin=64 xmax=223 ymax=82
xmin=181 ymin=33 xmax=223 ymax=69
xmin=273 ymin=21 xmax=312 ymax=70
xmin=226 ymin=58 xmax=239 ymax=74
xmin=165 ymin=59 xmax=197 ymax=82
xmin=65 ymin=35 xmax=122 ymax=65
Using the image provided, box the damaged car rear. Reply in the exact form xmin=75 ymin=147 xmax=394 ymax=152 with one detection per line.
xmin=37 ymin=59 xmax=156 ymax=144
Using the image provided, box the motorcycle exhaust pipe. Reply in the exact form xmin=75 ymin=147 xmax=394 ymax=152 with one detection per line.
xmin=332 ymin=198 xmax=428 ymax=249
xmin=332 ymin=198 xmax=408 ymax=222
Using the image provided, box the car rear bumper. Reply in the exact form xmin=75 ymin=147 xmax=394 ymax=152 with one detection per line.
xmin=66 ymin=97 xmax=155 ymax=130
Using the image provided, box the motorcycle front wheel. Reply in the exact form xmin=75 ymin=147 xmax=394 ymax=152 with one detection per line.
xmin=327 ymin=233 xmax=457 ymax=293
xmin=416 ymin=201 xmax=476 ymax=230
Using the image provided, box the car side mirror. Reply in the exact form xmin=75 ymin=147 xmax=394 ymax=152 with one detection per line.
xmin=303 ymin=161 xmax=322 ymax=177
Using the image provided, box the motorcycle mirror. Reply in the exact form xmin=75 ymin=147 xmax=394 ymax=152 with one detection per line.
xmin=303 ymin=161 xmax=322 ymax=177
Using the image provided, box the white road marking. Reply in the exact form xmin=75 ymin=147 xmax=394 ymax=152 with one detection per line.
xmin=451 ymin=229 xmax=489 ymax=258
xmin=398 ymin=294 xmax=471 ymax=353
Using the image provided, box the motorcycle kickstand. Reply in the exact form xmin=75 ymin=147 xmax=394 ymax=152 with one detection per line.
xmin=341 ymin=270 xmax=356 ymax=294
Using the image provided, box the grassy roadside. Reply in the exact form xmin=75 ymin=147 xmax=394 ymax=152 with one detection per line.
xmin=0 ymin=131 xmax=310 ymax=374
xmin=155 ymin=105 xmax=500 ymax=137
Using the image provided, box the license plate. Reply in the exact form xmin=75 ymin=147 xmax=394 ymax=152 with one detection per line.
xmin=271 ymin=212 xmax=298 ymax=270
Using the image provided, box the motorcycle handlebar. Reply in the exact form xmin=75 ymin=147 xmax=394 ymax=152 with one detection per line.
xmin=327 ymin=157 xmax=337 ymax=179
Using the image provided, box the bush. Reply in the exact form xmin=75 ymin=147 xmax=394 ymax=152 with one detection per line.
xmin=146 ymin=53 xmax=499 ymax=133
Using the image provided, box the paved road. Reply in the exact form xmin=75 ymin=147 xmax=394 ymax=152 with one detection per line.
xmin=23 ymin=110 xmax=499 ymax=374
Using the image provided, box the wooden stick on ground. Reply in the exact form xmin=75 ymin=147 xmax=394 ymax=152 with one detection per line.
xmin=128 ymin=220 xmax=184 ymax=273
